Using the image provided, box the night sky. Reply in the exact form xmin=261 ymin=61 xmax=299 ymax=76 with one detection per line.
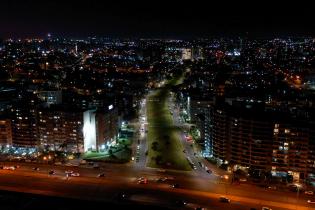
xmin=0 ymin=0 xmax=315 ymax=38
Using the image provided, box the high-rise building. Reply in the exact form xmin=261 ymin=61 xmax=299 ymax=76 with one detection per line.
xmin=190 ymin=99 xmax=214 ymax=157
xmin=38 ymin=90 xmax=62 ymax=107
xmin=272 ymin=122 xmax=309 ymax=181
xmin=211 ymin=103 xmax=315 ymax=181
xmin=0 ymin=119 xmax=12 ymax=145
xmin=83 ymin=105 xmax=118 ymax=152
xmin=11 ymin=95 xmax=38 ymax=148
xmin=38 ymin=107 xmax=84 ymax=152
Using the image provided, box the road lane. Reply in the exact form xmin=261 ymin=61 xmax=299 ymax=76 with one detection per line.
xmin=0 ymin=166 xmax=314 ymax=210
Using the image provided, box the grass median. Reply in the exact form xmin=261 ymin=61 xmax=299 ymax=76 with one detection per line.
xmin=146 ymin=73 xmax=190 ymax=171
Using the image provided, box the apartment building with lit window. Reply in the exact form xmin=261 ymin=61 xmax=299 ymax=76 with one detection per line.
xmin=211 ymin=102 xmax=315 ymax=180
xmin=0 ymin=118 xmax=12 ymax=145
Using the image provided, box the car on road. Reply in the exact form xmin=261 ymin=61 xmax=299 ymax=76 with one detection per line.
xmin=308 ymin=200 xmax=315 ymax=204
xmin=48 ymin=170 xmax=55 ymax=175
xmin=137 ymin=177 xmax=148 ymax=184
xmin=32 ymin=167 xmax=40 ymax=171
xmin=171 ymin=183 xmax=180 ymax=188
xmin=138 ymin=179 xmax=147 ymax=184
xmin=195 ymin=207 xmax=206 ymax=210
xmin=70 ymin=172 xmax=80 ymax=177
xmin=305 ymin=191 xmax=314 ymax=195
xmin=65 ymin=170 xmax=73 ymax=174
xmin=54 ymin=162 xmax=62 ymax=166
xmin=116 ymin=192 xmax=128 ymax=201
xmin=165 ymin=176 xmax=175 ymax=180
xmin=1 ymin=166 xmax=16 ymax=170
xmin=97 ymin=173 xmax=105 ymax=177
xmin=175 ymin=200 xmax=187 ymax=207
xmin=262 ymin=207 xmax=272 ymax=210
xmin=219 ymin=196 xmax=230 ymax=203
xmin=156 ymin=177 xmax=167 ymax=182
xmin=239 ymin=178 xmax=247 ymax=182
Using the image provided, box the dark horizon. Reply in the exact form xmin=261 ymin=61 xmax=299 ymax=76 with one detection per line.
xmin=1 ymin=0 xmax=315 ymax=39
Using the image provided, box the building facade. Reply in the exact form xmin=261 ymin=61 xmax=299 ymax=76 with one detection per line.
xmin=0 ymin=119 xmax=12 ymax=145
xmin=38 ymin=107 xmax=84 ymax=152
xmin=211 ymin=103 xmax=315 ymax=180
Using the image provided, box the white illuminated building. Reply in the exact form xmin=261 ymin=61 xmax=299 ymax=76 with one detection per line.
xmin=182 ymin=48 xmax=192 ymax=60
xmin=83 ymin=110 xmax=96 ymax=152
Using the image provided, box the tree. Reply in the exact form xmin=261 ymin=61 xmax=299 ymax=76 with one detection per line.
xmin=108 ymin=149 xmax=113 ymax=156
xmin=163 ymin=135 xmax=170 ymax=146
xmin=155 ymin=155 xmax=163 ymax=165
xmin=152 ymin=141 xmax=159 ymax=151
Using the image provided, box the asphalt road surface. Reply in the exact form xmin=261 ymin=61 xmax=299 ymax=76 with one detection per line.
xmin=0 ymin=162 xmax=314 ymax=210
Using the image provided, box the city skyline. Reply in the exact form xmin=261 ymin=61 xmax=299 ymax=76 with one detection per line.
xmin=1 ymin=1 xmax=315 ymax=210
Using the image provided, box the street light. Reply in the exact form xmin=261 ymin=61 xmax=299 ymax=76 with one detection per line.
xmin=294 ymin=183 xmax=302 ymax=210
xmin=220 ymin=175 xmax=229 ymax=195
